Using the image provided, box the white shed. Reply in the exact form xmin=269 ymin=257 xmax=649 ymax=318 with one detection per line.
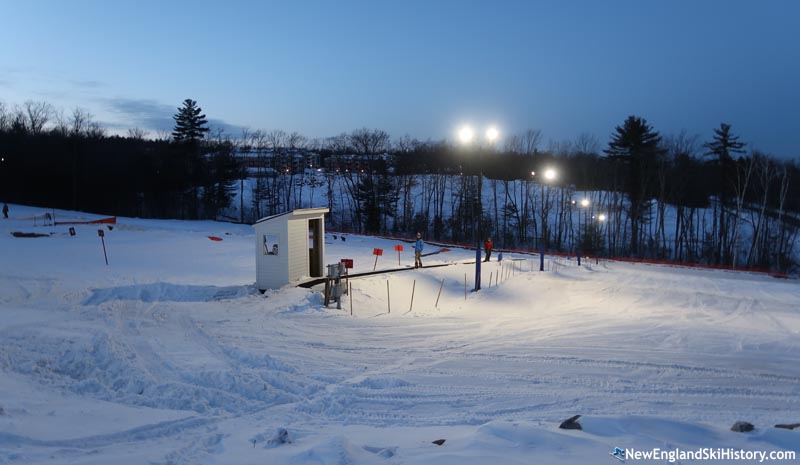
xmin=254 ymin=207 xmax=329 ymax=292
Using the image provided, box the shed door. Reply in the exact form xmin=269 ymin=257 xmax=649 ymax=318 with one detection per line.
xmin=309 ymin=218 xmax=323 ymax=277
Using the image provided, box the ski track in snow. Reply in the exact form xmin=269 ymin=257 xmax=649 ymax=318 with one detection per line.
xmin=0 ymin=206 xmax=798 ymax=463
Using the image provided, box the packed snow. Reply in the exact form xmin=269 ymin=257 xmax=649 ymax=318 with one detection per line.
xmin=0 ymin=204 xmax=798 ymax=464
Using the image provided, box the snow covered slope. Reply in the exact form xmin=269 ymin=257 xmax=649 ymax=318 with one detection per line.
xmin=1 ymin=204 xmax=798 ymax=464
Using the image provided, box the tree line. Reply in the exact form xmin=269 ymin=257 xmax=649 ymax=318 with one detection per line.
xmin=1 ymin=99 xmax=798 ymax=273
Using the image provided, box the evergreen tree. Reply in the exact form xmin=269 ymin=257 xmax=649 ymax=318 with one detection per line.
xmin=171 ymin=99 xmax=210 ymax=218
xmin=703 ymin=123 xmax=746 ymax=264
xmin=704 ymin=123 xmax=746 ymax=165
xmin=172 ymin=99 xmax=209 ymax=143
xmin=604 ymin=115 xmax=664 ymax=256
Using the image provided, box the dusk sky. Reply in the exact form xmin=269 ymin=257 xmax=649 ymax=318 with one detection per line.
xmin=2 ymin=0 xmax=798 ymax=158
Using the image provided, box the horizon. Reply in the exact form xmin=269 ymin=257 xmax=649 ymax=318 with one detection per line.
xmin=2 ymin=0 xmax=798 ymax=158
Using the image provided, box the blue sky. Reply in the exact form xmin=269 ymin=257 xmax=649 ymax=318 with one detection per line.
xmin=2 ymin=0 xmax=798 ymax=157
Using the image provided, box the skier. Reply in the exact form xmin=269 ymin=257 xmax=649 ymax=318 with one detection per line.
xmin=2 ymin=203 xmax=8 ymax=219
xmin=414 ymin=232 xmax=424 ymax=268
xmin=483 ymin=237 xmax=493 ymax=262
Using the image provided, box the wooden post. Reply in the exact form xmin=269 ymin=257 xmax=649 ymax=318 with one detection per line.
xmin=349 ymin=282 xmax=353 ymax=316
xmin=435 ymin=278 xmax=444 ymax=308
xmin=488 ymin=271 xmax=493 ymax=288
xmin=409 ymin=280 xmax=416 ymax=312
xmin=464 ymin=274 xmax=467 ymax=300
xmin=387 ymin=280 xmax=391 ymax=313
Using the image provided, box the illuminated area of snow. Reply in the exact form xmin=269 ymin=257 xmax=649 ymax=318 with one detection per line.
xmin=1 ymin=205 xmax=798 ymax=464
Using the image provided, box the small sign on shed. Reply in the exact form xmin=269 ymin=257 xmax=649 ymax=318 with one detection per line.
xmin=254 ymin=208 xmax=329 ymax=292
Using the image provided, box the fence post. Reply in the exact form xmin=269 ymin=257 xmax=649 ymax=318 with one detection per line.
xmin=349 ymin=282 xmax=353 ymax=316
xmin=435 ymin=278 xmax=444 ymax=308
xmin=409 ymin=280 xmax=416 ymax=312
xmin=387 ymin=280 xmax=391 ymax=314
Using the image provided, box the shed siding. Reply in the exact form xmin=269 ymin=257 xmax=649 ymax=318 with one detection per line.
xmin=255 ymin=220 xmax=289 ymax=290
xmin=287 ymin=219 xmax=308 ymax=281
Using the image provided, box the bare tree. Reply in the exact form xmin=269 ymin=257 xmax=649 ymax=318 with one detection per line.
xmin=287 ymin=131 xmax=307 ymax=149
xmin=52 ymin=108 xmax=69 ymax=136
xmin=573 ymin=132 xmax=600 ymax=155
xmin=70 ymin=108 xmax=92 ymax=136
xmin=266 ymin=129 xmax=287 ymax=151
xmin=23 ymin=100 xmax=53 ymax=135
xmin=326 ymin=133 xmax=351 ymax=153
xmin=155 ymin=128 xmax=172 ymax=142
xmin=350 ymin=128 xmax=390 ymax=155
xmin=86 ymin=121 xmax=106 ymax=139
xmin=522 ymin=129 xmax=543 ymax=154
xmin=394 ymin=134 xmax=416 ymax=153
xmin=127 ymin=127 xmax=149 ymax=140
xmin=503 ymin=133 xmax=523 ymax=153
xmin=0 ymin=100 xmax=8 ymax=130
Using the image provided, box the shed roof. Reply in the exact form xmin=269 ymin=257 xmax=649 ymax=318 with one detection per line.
xmin=254 ymin=207 xmax=329 ymax=225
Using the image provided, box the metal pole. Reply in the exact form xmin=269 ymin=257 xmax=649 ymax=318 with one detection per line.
xmin=409 ymin=280 xmax=416 ymax=312
xmin=474 ymin=245 xmax=481 ymax=291
xmin=387 ymin=281 xmax=391 ymax=314
xmin=101 ymin=236 xmax=108 ymax=265
xmin=349 ymin=282 xmax=353 ymax=316
xmin=435 ymin=278 xmax=444 ymax=308
xmin=464 ymin=274 xmax=467 ymax=300
xmin=539 ymin=243 xmax=545 ymax=272
xmin=488 ymin=271 xmax=493 ymax=288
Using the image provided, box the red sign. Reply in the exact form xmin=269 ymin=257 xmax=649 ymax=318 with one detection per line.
xmin=394 ymin=244 xmax=404 ymax=252
xmin=97 ymin=229 xmax=105 ymax=237
xmin=373 ymin=248 xmax=383 ymax=256
xmin=341 ymin=259 xmax=353 ymax=269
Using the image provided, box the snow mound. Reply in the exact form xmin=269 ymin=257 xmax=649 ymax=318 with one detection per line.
xmin=288 ymin=436 xmax=390 ymax=465
xmin=83 ymin=282 xmax=255 ymax=305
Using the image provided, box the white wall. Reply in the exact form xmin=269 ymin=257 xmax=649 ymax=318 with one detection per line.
xmin=287 ymin=218 xmax=309 ymax=281
xmin=255 ymin=219 xmax=289 ymax=291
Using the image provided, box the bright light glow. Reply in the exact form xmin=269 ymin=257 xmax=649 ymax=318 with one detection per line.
xmin=598 ymin=214 xmax=607 ymax=221
xmin=580 ymin=198 xmax=590 ymax=207
xmin=530 ymin=171 xmax=535 ymax=177
xmin=544 ymin=168 xmax=556 ymax=181
xmin=486 ymin=126 xmax=499 ymax=142
xmin=458 ymin=126 xmax=475 ymax=144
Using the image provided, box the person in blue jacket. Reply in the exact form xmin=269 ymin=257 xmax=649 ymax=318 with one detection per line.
xmin=414 ymin=232 xmax=424 ymax=268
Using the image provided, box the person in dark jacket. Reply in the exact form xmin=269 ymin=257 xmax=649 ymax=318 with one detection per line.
xmin=2 ymin=203 xmax=8 ymax=219
xmin=414 ymin=232 xmax=424 ymax=268
xmin=483 ymin=237 xmax=493 ymax=262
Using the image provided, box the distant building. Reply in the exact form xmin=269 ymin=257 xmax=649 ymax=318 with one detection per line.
xmin=322 ymin=153 xmax=394 ymax=174
xmin=236 ymin=148 xmax=321 ymax=175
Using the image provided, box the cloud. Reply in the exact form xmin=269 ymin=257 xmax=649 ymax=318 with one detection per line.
xmin=207 ymin=118 xmax=248 ymax=137
xmin=105 ymin=98 xmax=175 ymax=131
xmin=103 ymin=97 xmax=245 ymax=136
xmin=70 ymin=79 xmax=106 ymax=89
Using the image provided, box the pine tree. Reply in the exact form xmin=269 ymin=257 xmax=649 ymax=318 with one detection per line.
xmin=604 ymin=115 xmax=664 ymax=256
xmin=172 ymin=99 xmax=209 ymax=143
xmin=704 ymin=123 xmax=746 ymax=264
xmin=171 ymin=99 xmax=210 ymax=218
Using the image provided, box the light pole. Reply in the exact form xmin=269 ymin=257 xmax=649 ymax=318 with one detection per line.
xmin=578 ymin=198 xmax=589 ymax=258
xmin=537 ymin=168 xmax=556 ymax=271
xmin=540 ymin=168 xmax=556 ymax=247
xmin=597 ymin=213 xmax=607 ymax=258
xmin=459 ymin=125 xmax=498 ymax=291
